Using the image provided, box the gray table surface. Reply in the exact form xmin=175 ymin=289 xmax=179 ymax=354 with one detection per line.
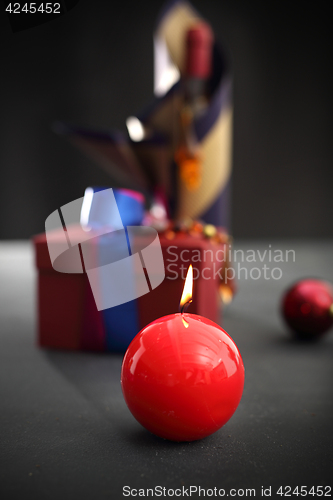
xmin=1 ymin=241 xmax=333 ymax=500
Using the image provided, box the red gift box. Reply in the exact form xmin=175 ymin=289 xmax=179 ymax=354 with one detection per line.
xmin=33 ymin=227 xmax=227 ymax=351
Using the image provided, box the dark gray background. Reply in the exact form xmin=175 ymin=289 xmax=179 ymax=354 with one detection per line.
xmin=1 ymin=241 xmax=332 ymax=499
xmin=0 ymin=0 xmax=332 ymax=239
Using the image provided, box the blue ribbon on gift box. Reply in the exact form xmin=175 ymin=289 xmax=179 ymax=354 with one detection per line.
xmin=86 ymin=186 xmax=145 ymax=351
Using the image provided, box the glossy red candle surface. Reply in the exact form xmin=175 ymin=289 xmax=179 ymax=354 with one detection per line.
xmin=121 ymin=313 xmax=244 ymax=442
xmin=282 ymin=279 xmax=333 ymax=339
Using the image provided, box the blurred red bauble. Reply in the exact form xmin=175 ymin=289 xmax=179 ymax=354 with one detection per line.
xmin=282 ymin=279 xmax=333 ymax=339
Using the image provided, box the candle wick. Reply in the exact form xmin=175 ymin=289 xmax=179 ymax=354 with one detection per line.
xmin=180 ymin=299 xmax=192 ymax=315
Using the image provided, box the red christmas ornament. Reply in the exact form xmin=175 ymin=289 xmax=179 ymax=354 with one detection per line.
xmin=121 ymin=266 xmax=244 ymax=442
xmin=282 ymin=279 xmax=333 ymax=339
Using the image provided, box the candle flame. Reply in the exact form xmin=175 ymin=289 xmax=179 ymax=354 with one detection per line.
xmin=180 ymin=265 xmax=193 ymax=308
xmin=219 ymin=284 xmax=234 ymax=304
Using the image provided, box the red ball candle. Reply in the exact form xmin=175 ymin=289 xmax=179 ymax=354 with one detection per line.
xmin=121 ymin=266 xmax=244 ymax=442
xmin=282 ymin=279 xmax=333 ymax=339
